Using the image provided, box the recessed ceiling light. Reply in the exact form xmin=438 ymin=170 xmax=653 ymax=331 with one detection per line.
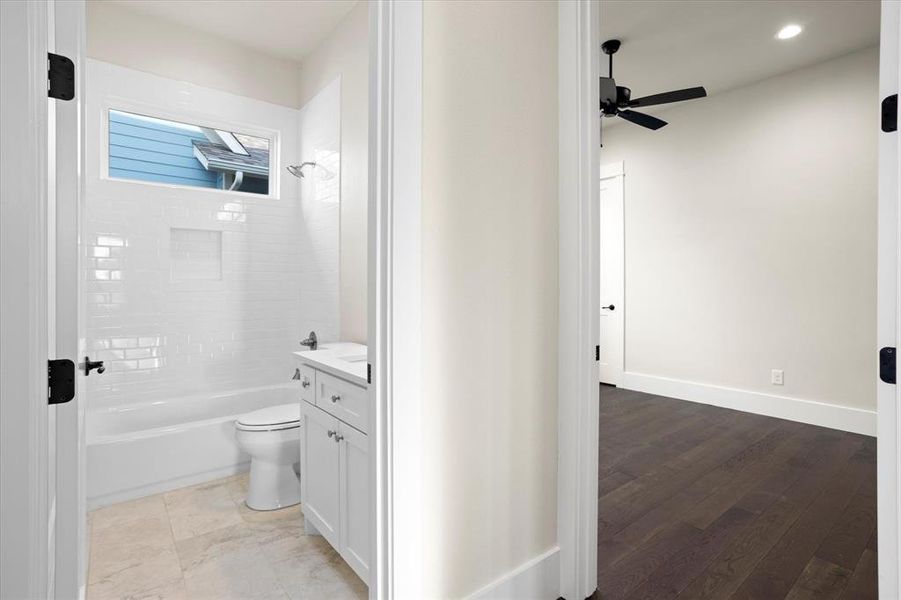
xmin=776 ymin=24 xmax=803 ymax=40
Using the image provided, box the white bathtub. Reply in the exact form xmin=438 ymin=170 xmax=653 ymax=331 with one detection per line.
xmin=87 ymin=384 xmax=296 ymax=509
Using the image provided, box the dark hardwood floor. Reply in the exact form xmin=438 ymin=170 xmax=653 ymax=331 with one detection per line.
xmin=597 ymin=385 xmax=877 ymax=600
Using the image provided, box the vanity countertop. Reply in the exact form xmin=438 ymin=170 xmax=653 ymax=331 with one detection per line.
xmin=293 ymin=342 xmax=368 ymax=387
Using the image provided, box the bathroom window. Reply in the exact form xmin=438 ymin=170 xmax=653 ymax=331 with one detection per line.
xmin=107 ymin=109 xmax=271 ymax=195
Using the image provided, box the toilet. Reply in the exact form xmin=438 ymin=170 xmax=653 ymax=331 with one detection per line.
xmin=234 ymin=403 xmax=301 ymax=511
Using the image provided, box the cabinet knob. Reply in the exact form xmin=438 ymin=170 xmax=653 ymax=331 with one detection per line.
xmin=302 ymin=378 xmax=310 ymax=388
xmin=334 ymin=434 xmax=344 ymax=443
xmin=327 ymin=430 xmax=335 ymax=438
xmin=330 ymin=394 xmax=341 ymax=403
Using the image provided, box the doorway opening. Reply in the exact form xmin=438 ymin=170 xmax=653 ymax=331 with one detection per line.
xmin=78 ymin=2 xmax=374 ymax=598
xmin=594 ymin=1 xmax=892 ymax=598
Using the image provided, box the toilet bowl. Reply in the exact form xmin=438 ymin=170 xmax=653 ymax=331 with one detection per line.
xmin=234 ymin=403 xmax=301 ymax=511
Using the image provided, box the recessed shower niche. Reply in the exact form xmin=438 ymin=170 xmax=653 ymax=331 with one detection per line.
xmin=169 ymin=228 xmax=222 ymax=281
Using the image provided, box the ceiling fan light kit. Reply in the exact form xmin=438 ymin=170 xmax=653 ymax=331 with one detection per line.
xmin=600 ymin=38 xmax=708 ymax=131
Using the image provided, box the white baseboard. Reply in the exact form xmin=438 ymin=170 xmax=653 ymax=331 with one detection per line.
xmin=87 ymin=463 xmax=250 ymax=510
xmin=621 ymin=372 xmax=876 ymax=436
xmin=466 ymin=546 xmax=559 ymax=600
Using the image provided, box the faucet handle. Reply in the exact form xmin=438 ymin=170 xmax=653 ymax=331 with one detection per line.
xmin=299 ymin=331 xmax=318 ymax=350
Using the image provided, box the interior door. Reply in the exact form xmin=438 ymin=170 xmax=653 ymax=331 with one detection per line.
xmin=300 ymin=402 xmax=341 ymax=548
xmin=52 ymin=1 xmax=87 ymax=597
xmin=599 ymin=163 xmax=625 ymax=385
xmin=876 ymin=1 xmax=900 ymax=597
xmin=46 ymin=7 xmax=59 ymax=596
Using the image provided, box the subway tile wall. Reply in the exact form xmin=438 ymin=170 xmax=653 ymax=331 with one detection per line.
xmin=85 ymin=61 xmax=340 ymax=409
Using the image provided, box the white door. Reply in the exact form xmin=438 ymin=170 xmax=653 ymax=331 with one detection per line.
xmin=301 ymin=402 xmax=341 ymax=549
xmin=339 ymin=423 xmax=370 ymax=583
xmin=52 ymin=1 xmax=88 ymax=597
xmin=599 ymin=163 xmax=625 ymax=385
xmin=876 ymin=1 xmax=900 ymax=597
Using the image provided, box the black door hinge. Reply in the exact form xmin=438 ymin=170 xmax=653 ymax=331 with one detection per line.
xmin=48 ymin=359 xmax=75 ymax=404
xmin=48 ymin=53 xmax=74 ymax=101
xmin=595 ymin=345 xmax=600 ymax=361
xmin=882 ymin=94 xmax=897 ymax=133
xmin=880 ymin=347 xmax=896 ymax=385
xmin=367 ymin=362 xmax=372 ymax=385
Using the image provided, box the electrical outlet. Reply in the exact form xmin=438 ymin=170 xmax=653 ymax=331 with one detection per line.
xmin=771 ymin=369 xmax=784 ymax=385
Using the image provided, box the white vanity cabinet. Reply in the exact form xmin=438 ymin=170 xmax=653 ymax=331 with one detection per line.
xmin=299 ymin=402 xmax=341 ymax=549
xmin=295 ymin=346 xmax=369 ymax=585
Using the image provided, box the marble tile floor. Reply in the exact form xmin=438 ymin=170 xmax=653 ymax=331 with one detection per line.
xmin=87 ymin=473 xmax=367 ymax=600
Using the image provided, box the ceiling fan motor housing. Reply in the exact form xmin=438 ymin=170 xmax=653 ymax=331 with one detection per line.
xmin=600 ymin=77 xmax=618 ymax=115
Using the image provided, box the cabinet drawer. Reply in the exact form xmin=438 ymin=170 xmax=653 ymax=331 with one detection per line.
xmin=315 ymin=371 xmax=368 ymax=433
xmin=296 ymin=363 xmax=316 ymax=405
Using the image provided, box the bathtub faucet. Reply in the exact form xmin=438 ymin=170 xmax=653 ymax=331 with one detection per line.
xmin=300 ymin=331 xmax=318 ymax=351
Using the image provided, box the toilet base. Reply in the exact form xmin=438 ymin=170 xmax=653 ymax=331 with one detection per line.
xmin=245 ymin=460 xmax=300 ymax=511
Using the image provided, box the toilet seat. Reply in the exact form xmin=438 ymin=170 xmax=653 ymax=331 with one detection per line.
xmin=236 ymin=403 xmax=301 ymax=432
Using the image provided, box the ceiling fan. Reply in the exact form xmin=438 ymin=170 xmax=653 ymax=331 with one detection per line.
xmin=600 ymin=39 xmax=707 ymax=130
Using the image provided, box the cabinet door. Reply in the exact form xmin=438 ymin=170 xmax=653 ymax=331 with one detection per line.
xmin=339 ymin=423 xmax=369 ymax=583
xmin=300 ymin=402 xmax=340 ymax=549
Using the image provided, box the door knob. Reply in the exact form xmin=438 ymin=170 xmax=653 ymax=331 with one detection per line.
xmin=602 ymin=304 xmax=615 ymax=311
xmin=82 ymin=356 xmax=105 ymax=375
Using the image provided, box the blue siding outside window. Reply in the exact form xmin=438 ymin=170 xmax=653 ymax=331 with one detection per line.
xmin=108 ymin=111 xmax=219 ymax=188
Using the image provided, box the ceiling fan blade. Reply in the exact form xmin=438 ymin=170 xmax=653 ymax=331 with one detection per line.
xmin=618 ymin=109 xmax=667 ymax=130
xmin=630 ymin=86 xmax=707 ymax=108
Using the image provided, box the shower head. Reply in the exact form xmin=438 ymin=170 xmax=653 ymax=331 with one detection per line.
xmin=286 ymin=161 xmax=337 ymax=181
xmin=286 ymin=162 xmax=317 ymax=178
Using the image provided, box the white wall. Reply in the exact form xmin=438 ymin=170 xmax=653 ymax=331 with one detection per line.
xmin=86 ymin=1 xmax=303 ymax=108
xmin=298 ymin=1 xmax=369 ymax=343
xmin=298 ymin=79 xmax=342 ymax=342
xmin=84 ymin=60 xmax=339 ymax=408
xmin=420 ymin=2 xmax=559 ymax=597
xmin=602 ymin=47 xmax=879 ymax=416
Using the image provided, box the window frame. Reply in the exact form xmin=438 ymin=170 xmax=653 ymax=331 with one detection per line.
xmin=99 ymin=98 xmax=282 ymax=200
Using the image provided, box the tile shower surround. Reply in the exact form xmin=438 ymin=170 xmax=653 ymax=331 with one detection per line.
xmin=86 ymin=61 xmax=340 ymax=409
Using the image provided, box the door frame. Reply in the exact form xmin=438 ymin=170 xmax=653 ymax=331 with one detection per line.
xmin=598 ymin=161 xmax=625 ymax=387
xmin=368 ymin=1 xmax=423 ymax=598
xmin=558 ymin=2 xmax=901 ymax=599
xmin=876 ymin=1 xmax=900 ymax=596
xmin=557 ymin=1 xmax=600 ymax=598
xmin=1 ymin=0 xmax=53 ymax=597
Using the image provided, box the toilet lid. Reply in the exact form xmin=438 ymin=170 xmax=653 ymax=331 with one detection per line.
xmin=236 ymin=403 xmax=300 ymax=430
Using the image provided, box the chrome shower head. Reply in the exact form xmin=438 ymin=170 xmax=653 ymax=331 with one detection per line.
xmin=286 ymin=161 xmax=317 ymax=178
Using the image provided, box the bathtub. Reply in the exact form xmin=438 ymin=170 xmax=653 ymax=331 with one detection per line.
xmin=87 ymin=384 xmax=296 ymax=509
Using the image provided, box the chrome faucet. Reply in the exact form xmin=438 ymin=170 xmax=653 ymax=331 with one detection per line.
xmin=300 ymin=331 xmax=318 ymax=351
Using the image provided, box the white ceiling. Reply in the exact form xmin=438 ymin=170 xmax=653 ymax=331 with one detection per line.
xmin=106 ymin=0 xmax=358 ymax=63
xmin=600 ymin=0 xmax=880 ymax=103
